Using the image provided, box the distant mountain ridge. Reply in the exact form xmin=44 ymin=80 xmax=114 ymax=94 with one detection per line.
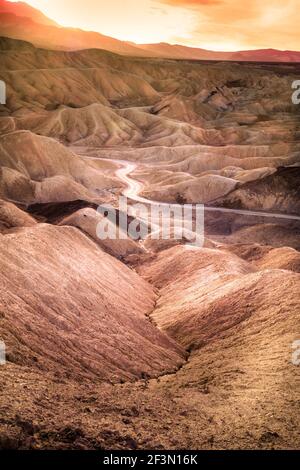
xmin=1 ymin=0 xmax=300 ymax=62
xmin=134 ymin=42 xmax=300 ymax=62
xmin=0 ymin=0 xmax=58 ymax=26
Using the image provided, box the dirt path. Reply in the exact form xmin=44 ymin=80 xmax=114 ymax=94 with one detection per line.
xmin=86 ymin=156 xmax=300 ymax=221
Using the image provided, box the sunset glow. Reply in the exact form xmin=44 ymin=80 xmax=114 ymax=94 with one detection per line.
xmin=7 ymin=0 xmax=300 ymax=51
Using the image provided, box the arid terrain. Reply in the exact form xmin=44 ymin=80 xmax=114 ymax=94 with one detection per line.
xmin=0 ymin=35 xmax=300 ymax=450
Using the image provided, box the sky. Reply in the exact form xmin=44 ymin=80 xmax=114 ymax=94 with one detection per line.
xmin=8 ymin=0 xmax=300 ymax=51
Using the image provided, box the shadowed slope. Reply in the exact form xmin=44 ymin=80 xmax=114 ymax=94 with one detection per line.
xmin=0 ymin=224 xmax=185 ymax=382
xmin=0 ymin=131 xmax=122 ymax=204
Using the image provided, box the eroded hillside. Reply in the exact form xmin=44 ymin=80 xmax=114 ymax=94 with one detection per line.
xmin=0 ymin=37 xmax=299 ymax=450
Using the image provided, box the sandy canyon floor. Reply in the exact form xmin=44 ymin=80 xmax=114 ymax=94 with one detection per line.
xmin=0 ymin=37 xmax=300 ymax=450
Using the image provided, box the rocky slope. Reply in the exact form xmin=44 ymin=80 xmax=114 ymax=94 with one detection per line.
xmin=0 ymin=130 xmax=122 ymax=204
xmin=216 ymin=166 xmax=300 ymax=215
xmin=0 ymin=237 xmax=299 ymax=450
xmin=1 ymin=37 xmax=299 ymax=208
xmin=0 ymin=224 xmax=184 ymax=382
xmin=0 ymin=36 xmax=299 ymax=450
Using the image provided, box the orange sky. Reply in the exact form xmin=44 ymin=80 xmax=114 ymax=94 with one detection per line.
xmin=8 ymin=0 xmax=300 ymax=51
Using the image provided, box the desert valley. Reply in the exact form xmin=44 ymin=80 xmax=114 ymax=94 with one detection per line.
xmin=0 ymin=0 xmax=300 ymax=452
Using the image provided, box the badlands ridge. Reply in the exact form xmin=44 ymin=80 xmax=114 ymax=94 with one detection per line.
xmin=0 ymin=37 xmax=299 ymax=449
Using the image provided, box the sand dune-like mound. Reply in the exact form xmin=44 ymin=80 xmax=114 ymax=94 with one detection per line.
xmin=1 ymin=58 xmax=159 ymax=114
xmin=139 ymin=246 xmax=300 ymax=352
xmin=0 ymin=224 xmax=184 ymax=382
xmin=0 ymin=199 xmax=36 ymax=232
xmin=225 ymin=223 xmax=300 ymax=250
xmin=142 ymin=174 xmax=239 ymax=204
xmin=13 ymin=104 xmax=143 ymax=146
xmin=253 ymin=246 xmax=300 ymax=272
xmin=139 ymin=245 xmax=253 ymax=288
xmin=1 ymin=68 xmax=108 ymax=114
xmin=168 ymin=267 xmax=300 ymax=450
xmin=119 ymin=107 xmax=251 ymax=147
xmin=0 ymin=166 xmax=105 ymax=205
xmin=60 ymin=208 xmax=144 ymax=259
xmin=226 ymin=243 xmax=300 ymax=272
xmin=151 ymin=93 xmax=217 ymax=124
xmin=134 ymin=244 xmax=300 ymax=450
xmin=5 ymin=104 xmax=249 ymax=149
xmin=0 ymin=131 xmax=122 ymax=203
xmin=0 ymin=166 xmax=35 ymax=204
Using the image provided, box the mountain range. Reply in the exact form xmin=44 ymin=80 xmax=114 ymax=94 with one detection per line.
xmin=1 ymin=0 xmax=300 ymax=61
